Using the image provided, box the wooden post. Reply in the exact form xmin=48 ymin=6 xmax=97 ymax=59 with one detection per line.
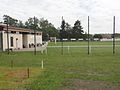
xmin=42 ymin=60 xmax=44 ymax=69
xmin=27 ymin=68 xmax=29 ymax=78
xmin=68 ymin=46 xmax=70 ymax=53
xmin=113 ymin=16 xmax=115 ymax=54
xmin=88 ymin=16 xmax=90 ymax=55
xmin=62 ymin=39 xmax=63 ymax=55
xmin=7 ymin=17 xmax=10 ymax=55
xmin=34 ymin=17 xmax=37 ymax=55
xmin=61 ymin=16 xmax=65 ymax=55
xmin=90 ymin=46 xmax=91 ymax=53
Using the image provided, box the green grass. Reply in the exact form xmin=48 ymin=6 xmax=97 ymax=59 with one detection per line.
xmin=48 ymin=41 xmax=120 ymax=46
xmin=0 ymin=41 xmax=120 ymax=89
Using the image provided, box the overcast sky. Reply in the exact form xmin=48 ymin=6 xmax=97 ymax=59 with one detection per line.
xmin=0 ymin=0 xmax=120 ymax=34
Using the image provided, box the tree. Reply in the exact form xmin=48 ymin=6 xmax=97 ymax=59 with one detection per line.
xmin=25 ymin=17 xmax=39 ymax=30
xmin=60 ymin=19 xmax=66 ymax=39
xmin=93 ymin=34 xmax=102 ymax=40
xmin=58 ymin=20 xmax=85 ymax=40
xmin=39 ymin=18 xmax=58 ymax=41
xmin=72 ymin=20 xmax=84 ymax=39
xmin=83 ymin=32 xmax=88 ymax=40
xmin=3 ymin=15 xmax=18 ymax=26
xmin=59 ymin=22 xmax=73 ymax=39
xmin=48 ymin=25 xmax=58 ymax=37
xmin=65 ymin=23 xmax=72 ymax=39
xmin=2 ymin=15 xmax=60 ymax=41
xmin=17 ymin=20 xmax=25 ymax=28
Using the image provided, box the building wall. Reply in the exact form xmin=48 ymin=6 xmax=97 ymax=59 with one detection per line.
xmin=27 ymin=34 xmax=42 ymax=47
xmin=3 ymin=31 xmax=23 ymax=51
xmin=0 ymin=31 xmax=2 ymax=51
xmin=36 ymin=35 xmax=42 ymax=44
xmin=23 ymin=34 xmax=28 ymax=48
xmin=1 ymin=31 xmax=42 ymax=50
xmin=27 ymin=34 xmax=34 ymax=47
xmin=100 ymin=38 xmax=120 ymax=41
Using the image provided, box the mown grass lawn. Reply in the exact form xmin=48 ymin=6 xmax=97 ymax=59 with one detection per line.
xmin=0 ymin=41 xmax=120 ymax=90
xmin=48 ymin=41 xmax=120 ymax=46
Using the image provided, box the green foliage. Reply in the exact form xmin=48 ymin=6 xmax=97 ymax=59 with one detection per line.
xmin=25 ymin=17 xmax=39 ymax=30
xmin=3 ymin=15 xmax=18 ymax=26
xmin=2 ymin=15 xmax=58 ymax=41
xmin=93 ymin=34 xmax=102 ymax=39
xmin=17 ymin=20 xmax=25 ymax=28
xmin=39 ymin=18 xmax=58 ymax=41
xmin=24 ymin=17 xmax=58 ymax=41
xmin=72 ymin=20 xmax=84 ymax=39
xmin=61 ymin=22 xmax=72 ymax=39
xmin=60 ymin=20 xmax=85 ymax=40
xmin=0 ymin=41 xmax=120 ymax=89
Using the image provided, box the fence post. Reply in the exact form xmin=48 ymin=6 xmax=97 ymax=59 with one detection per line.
xmin=27 ymin=68 xmax=29 ymax=78
xmin=68 ymin=46 xmax=70 ymax=53
xmin=88 ymin=16 xmax=90 ymax=55
xmin=90 ymin=46 xmax=91 ymax=53
xmin=113 ymin=16 xmax=115 ymax=54
xmin=42 ymin=60 xmax=44 ymax=69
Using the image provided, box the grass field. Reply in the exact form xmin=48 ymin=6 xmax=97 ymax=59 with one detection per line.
xmin=0 ymin=41 xmax=120 ymax=90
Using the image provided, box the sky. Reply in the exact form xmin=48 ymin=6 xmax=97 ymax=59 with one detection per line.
xmin=0 ymin=0 xmax=120 ymax=34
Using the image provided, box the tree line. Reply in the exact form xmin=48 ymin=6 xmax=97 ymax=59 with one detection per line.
xmin=2 ymin=15 xmax=59 ymax=41
xmin=1 ymin=15 xmax=108 ymax=41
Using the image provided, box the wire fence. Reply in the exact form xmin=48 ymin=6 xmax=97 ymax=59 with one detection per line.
xmin=47 ymin=45 xmax=120 ymax=54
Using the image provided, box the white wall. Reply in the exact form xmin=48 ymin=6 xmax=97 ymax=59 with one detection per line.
xmin=0 ymin=31 xmax=2 ymax=51
xmin=100 ymin=38 xmax=120 ymax=41
xmin=24 ymin=34 xmax=42 ymax=48
xmin=2 ymin=32 xmax=42 ymax=50
xmin=36 ymin=35 xmax=42 ymax=44
xmin=3 ymin=31 xmax=23 ymax=51
xmin=23 ymin=34 xmax=28 ymax=48
xmin=27 ymin=34 xmax=34 ymax=45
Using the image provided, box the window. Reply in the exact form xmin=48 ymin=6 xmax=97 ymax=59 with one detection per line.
xmin=11 ymin=31 xmax=16 ymax=34
xmin=10 ymin=37 xmax=13 ymax=47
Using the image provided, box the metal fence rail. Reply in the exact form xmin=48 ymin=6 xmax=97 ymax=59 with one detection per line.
xmin=47 ymin=45 xmax=120 ymax=48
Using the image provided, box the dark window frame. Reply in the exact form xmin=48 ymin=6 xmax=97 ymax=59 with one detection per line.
xmin=10 ymin=37 xmax=13 ymax=47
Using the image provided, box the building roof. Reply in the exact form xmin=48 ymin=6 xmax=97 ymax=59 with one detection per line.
xmin=0 ymin=24 xmax=42 ymax=34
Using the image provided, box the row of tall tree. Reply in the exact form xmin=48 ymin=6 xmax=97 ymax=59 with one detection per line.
xmin=2 ymin=15 xmax=87 ymax=40
xmin=3 ymin=15 xmax=58 ymax=41
xmin=60 ymin=20 xmax=88 ymax=40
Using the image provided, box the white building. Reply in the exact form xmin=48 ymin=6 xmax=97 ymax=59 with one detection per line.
xmin=0 ymin=25 xmax=42 ymax=51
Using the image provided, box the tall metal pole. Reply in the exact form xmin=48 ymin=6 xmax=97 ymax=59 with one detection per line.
xmin=7 ymin=17 xmax=10 ymax=54
xmin=88 ymin=16 xmax=90 ymax=55
xmin=113 ymin=16 xmax=115 ymax=54
xmin=34 ymin=17 xmax=37 ymax=55
xmin=61 ymin=16 xmax=65 ymax=55
xmin=61 ymin=35 xmax=63 ymax=55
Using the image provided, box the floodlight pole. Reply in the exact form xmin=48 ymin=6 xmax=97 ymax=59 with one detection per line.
xmin=88 ymin=16 xmax=90 ymax=55
xmin=34 ymin=17 xmax=37 ymax=55
xmin=7 ymin=17 xmax=10 ymax=54
xmin=61 ymin=16 xmax=65 ymax=55
xmin=113 ymin=16 xmax=115 ymax=54
xmin=62 ymin=37 xmax=63 ymax=55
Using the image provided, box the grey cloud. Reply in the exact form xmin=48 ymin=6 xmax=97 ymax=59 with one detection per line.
xmin=0 ymin=0 xmax=120 ymax=33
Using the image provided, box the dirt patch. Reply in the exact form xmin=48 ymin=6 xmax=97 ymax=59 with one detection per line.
xmin=6 ymin=69 xmax=27 ymax=79
xmin=60 ymin=79 xmax=120 ymax=90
